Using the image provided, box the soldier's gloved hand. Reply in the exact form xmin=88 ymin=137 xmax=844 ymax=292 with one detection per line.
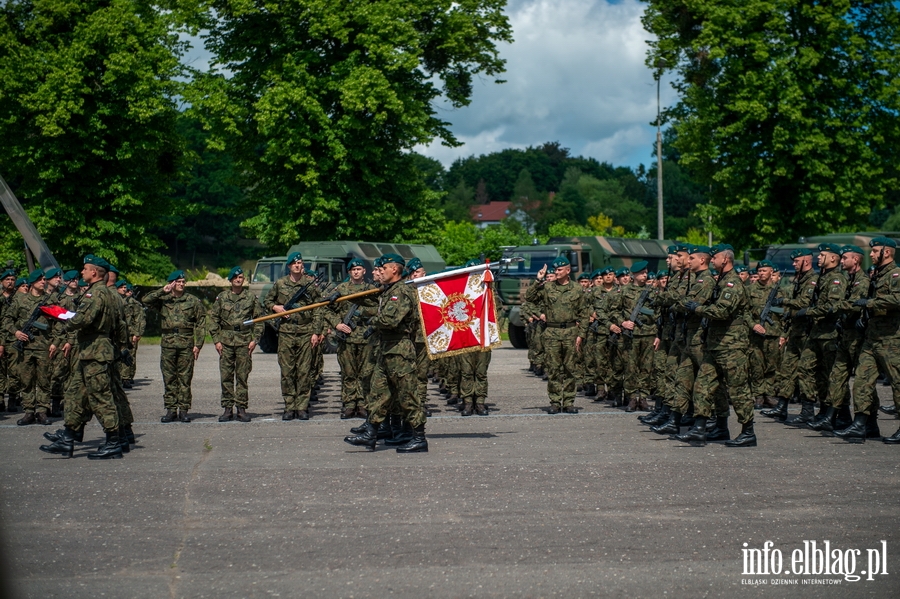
xmin=855 ymin=318 xmax=866 ymax=332
xmin=854 ymin=298 xmax=869 ymax=307
xmin=684 ymin=301 xmax=699 ymax=312
xmin=794 ymin=308 xmax=808 ymax=318
xmin=326 ymin=291 xmax=341 ymax=305
xmin=770 ymin=298 xmax=784 ymax=307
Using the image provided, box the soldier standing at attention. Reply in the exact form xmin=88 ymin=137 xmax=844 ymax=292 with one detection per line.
xmin=117 ymin=281 xmax=145 ymax=388
xmin=609 ymin=260 xmax=656 ymax=412
xmin=747 ymin=260 xmax=786 ymax=408
xmin=40 ymin=255 xmax=122 ymax=459
xmin=525 ymin=256 xmax=590 ymax=414
xmin=208 ymin=266 xmax=263 ymax=423
xmin=265 ymin=252 xmax=323 ymax=421
xmin=344 ymin=254 xmax=428 ymax=452
xmin=0 ymin=268 xmax=17 ymax=412
xmin=143 ymin=270 xmax=206 ymax=423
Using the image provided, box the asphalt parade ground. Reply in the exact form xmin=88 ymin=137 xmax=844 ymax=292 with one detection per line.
xmin=1 ymin=344 xmax=898 ymax=598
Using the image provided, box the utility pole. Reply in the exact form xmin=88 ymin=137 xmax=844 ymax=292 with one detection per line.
xmin=656 ymin=62 xmax=664 ymax=241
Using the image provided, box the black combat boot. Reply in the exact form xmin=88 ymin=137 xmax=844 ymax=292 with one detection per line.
xmin=446 ymin=395 xmax=459 ymax=406
xmin=396 ymin=424 xmax=428 ymax=453
xmin=725 ymin=421 xmax=757 ymax=447
xmin=474 ymin=404 xmax=489 ymax=416
xmin=116 ymin=427 xmax=130 ymax=453
xmin=87 ymin=431 xmax=124 ymax=460
xmin=236 ymin=407 xmax=251 ymax=422
xmin=651 ymin=411 xmax=681 ymax=435
xmin=639 ymin=396 xmax=663 ymax=421
xmin=832 ymin=404 xmax=853 ymax=431
xmin=706 ymin=416 xmax=731 ymax=442
xmin=44 ymin=426 xmax=84 ymax=443
xmin=35 ymin=411 xmax=51 ymax=425
xmin=16 ymin=412 xmax=36 ymax=426
xmin=461 ymin=402 xmax=474 ymax=416
xmin=376 ymin=418 xmax=394 ymax=440
xmin=866 ymin=412 xmax=881 ymax=439
xmin=161 ymin=409 xmax=178 ymax=423
xmin=761 ymin=397 xmax=787 ymax=418
xmin=784 ymin=401 xmax=815 ymax=427
xmin=675 ymin=416 xmax=708 ymax=447
xmin=218 ymin=407 xmax=234 ymax=422
xmin=39 ymin=426 xmax=77 ymax=458
xmin=385 ymin=420 xmax=414 ymax=446
xmin=50 ymin=396 xmax=63 ymax=417
xmin=179 ymin=410 xmax=191 ymax=423
xmin=807 ymin=406 xmax=836 ymax=432
xmin=835 ymin=413 xmax=868 ymax=443
xmin=643 ymin=405 xmax=670 ymax=426
xmin=123 ymin=425 xmax=136 ymax=446
xmin=584 ymin=383 xmax=597 ymax=397
xmin=879 ymin=404 xmax=898 ymax=417
xmin=343 ymin=421 xmax=378 ymax=451
xmin=883 ymin=426 xmax=900 ymax=444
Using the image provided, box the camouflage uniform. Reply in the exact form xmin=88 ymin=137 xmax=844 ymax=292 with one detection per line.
xmin=0 ymin=292 xmax=14 ymax=402
xmin=671 ymin=269 xmax=717 ymax=415
xmin=655 ymin=269 xmax=691 ymax=407
xmin=607 ymin=281 xmax=656 ymax=406
xmin=143 ymin=287 xmax=206 ymax=412
xmin=208 ymin=287 xmax=264 ymax=409
xmin=773 ymin=268 xmax=818 ymax=399
xmin=264 ymin=274 xmax=323 ymax=414
xmin=104 ymin=285 xmax=134 ymax=426
xmin=797 ymin=267 xmax=847 ymax=405
xmin=851 ymin=262 xmax=900 ymax=416
xmin=746 ymin=280 xmax=787 ymax=399
xmin=590 ymin=285 xmax=616 ymax=396
xmin=825 ymin=269 xmax=869 ymax=409
xmin=692 ymin=268 xmax=754 ymax=424
xmin=329 ymin=280 xmax=377 ymax=413
xmin=120 ymin=294 xmax=145 ymax=383
xmin=525 ymin=277 xmax=590 ymax=409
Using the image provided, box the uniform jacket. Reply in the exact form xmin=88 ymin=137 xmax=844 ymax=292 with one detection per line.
xmin=208 ymin=287 xmax=264 ymax=346
xmin=143 ymin=288 xmax=206 ymax=349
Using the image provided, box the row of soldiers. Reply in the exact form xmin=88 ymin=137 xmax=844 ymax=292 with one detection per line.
xmin=518 ymin=237 xmax=900 ymax=446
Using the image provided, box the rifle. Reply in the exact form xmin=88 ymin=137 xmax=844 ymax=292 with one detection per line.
xmin=858 ymin=247 xmax=884 ymax=332
xmin=14 ymin=287 xmax=66 ymax=351
xmin=284 ymin=271 xmax=326 ymax=312
xmin=755 ymin=284 xmax=780 ymax=336
xmin=623 ymin=287 xmax=652 ymax=339
xmin=332 ymin=303 xmax=360 ymax=344
xmin=700 ymin=275 xmax=723 ymax=343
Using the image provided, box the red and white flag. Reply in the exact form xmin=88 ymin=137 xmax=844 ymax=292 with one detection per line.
xmin=413 ymin=263 xmax=501 ymax=359
xmin=40 ymin=305 xmax=75 ymax=320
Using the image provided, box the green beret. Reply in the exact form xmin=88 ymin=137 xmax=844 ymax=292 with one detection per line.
xmin=107 ymin=263 xmax=119 ymax=275
xmin=304 ymin=269 xmax=316 ymax=277
xmin=83 ymin=254 xmax=111 ymax=269
xmin=816 ymin=242 xmax=842 ymax=255
xmin=748 ymin=268 xmax=757 ymax=275
xmin=166 ymin=270 xmax=186 ymax=282
xmin=15 ymin=277 xmax=26 ymax=288
xmin=657 ymin=270 xmax=669 ymax=277
xmin=547 ymin=266 xmax=556 ymax=274
xmin=869 ymin=236 xmax=897 ymax=249
xmin=381 ymin=253 xmax=405 ymax=267
xmin=676 ymin=243 xmax=694 ymax=253
xmin=756 ymin=260 xmax=776 ymax=269
xmin=348 ymin=258 xmax=365 ymax=269
xmin=126 ymin=283 xmax=134 ymax=292
xmin=373 ymin=257 xmax=384 ymax=268
xmin=647 ymin=271 xmax=657 ymax=280
xmin=552 ymin=256 xmax=570 ymax=267
xmin=26 ymin=268 xmax=44 ymax=284
xmin=689 ymin=245 xmax=711 ymax=255
xmin=590 ymin=269 xmax=602 ymax=279
xmin=615 ymin=267 xmax=630 ymax=277
xmin=114 ymin=279 xmax=127 ymax=288
xmin=577 ymin=273 xmax=590 ymax=280
xmin=840 ymin=245 xmax=864 ymax=256
xmin=77 ymin=278 xmax=88 ymax=287
xmin=734 ymin=264 xmax=746 ymax=273
xmin=63 ymin=270 xmax=79 ymax=281
xmin=44 ymin=267 xmax=62 ymax=279
xmin=790 ymin=248 xmax=813 ymax=259
xmin=286 ymin=251 xmax=303 ymax=264
xmin=0 ymin=269 xmax=16 ymax=280
xmin=227 ymin=266 xmax=244 ymax=281
xmin=631 ymin=260 xmax=649 ymax=273
xmin=464 ymin=258 xmax=481 ymax=268
xmin=667 ymin=245 xmax=678 ymax=255
xmin=709 ymin=243 xmax=734 ymax=255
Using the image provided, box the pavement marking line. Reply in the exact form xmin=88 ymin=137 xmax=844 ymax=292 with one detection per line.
xmin=168 ymin=436 xmax=214 ymax=599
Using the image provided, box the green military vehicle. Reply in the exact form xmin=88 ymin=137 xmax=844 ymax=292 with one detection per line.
xmin=499 ymin=236 xmax=672 ymax=349
xmin=250 ymin=241 xmax=446 ymax=352
xmin=759 ymin=232 xmax=900 ymax=275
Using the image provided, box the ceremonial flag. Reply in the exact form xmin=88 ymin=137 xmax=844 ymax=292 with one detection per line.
xmin=413 ymin=263 xmax=501 ymax=359
xmin=40 ymin=305 xmax=75 ymax=320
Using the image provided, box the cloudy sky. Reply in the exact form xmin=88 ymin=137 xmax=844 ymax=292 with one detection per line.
xmin=418 ymin=0 xmax=677 ymax=170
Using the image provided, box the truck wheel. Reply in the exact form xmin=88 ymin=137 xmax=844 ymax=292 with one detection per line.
xmin=258 ymin=324 xmax=279 ymax=353
xmin=508 ymin=323 xmax=527 ymax=349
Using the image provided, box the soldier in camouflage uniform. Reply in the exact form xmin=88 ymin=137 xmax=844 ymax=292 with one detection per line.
xmin=40 ymin=255 xmax=123 ymax=459
xmin=344 ymin=253 xmax=428 ymax=452
xmin=809 ymin=245 xmax=869 ymax=433
xmin=117 ymin=281 xmax=145 ymax=388
xmin=208 ymin=266 xmax=264 ymax=423
xmin=836 ymin=237 xmax=900 ymax=444
xmin=0 ymin=268 xmax=17 ymax=412
xmin=330 ymin=258 xmax=378 ymax=419
xmin=607 ymin=261 xmax=656 ymax=411
xmin=457 ymin=258 xmax=497 ymax=416
xmin=762 ymin=249 xmax=817 ymax=421
xmin=49 ymin=271 xmax=81 ymax=417
xmin=264 ymin=252 xmax=324 ymax=421
xmin=649 ymin=269 xmax=670 ymax=405
xmin=676 ymin=244 xmax=756 ymax=447
xmin=525 ymin=256 xmax=590 ymax=414
xmin=589 ymin=267 xmax=618 ymax=401
xmin=746 ymin=260 xmax=786 ymax=407
xmin=143 ymin=270 xmax=206 ymax=423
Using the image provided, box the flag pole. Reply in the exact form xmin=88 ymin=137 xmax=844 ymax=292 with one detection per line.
xmin=404 ymin=257 xmax=523 ymax=286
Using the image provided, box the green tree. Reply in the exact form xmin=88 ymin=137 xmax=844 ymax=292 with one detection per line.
xmin=442 ymin=180 xmax=475 ymax=222
xmin=644 ymin=0 xmax=900 ymax=249
xmin=0 ymin=0 xmax=188 ymax=276
xmin=188 ymin=0 xmax=511 ymax=252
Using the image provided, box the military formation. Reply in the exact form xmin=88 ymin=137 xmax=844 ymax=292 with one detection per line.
xmin=520 ymin=238 xmax=900 ymax=446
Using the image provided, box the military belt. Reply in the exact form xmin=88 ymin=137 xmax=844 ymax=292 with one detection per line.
xmin=380 ymin=333 xmax=411 ymax=341
xmin=162 ymin=327 xmax=194 ymax=334
xmin=544 ymin=322 xmax=577 ymax=329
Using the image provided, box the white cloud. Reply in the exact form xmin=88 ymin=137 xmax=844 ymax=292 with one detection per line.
xmin=418 ymin=0 xmax=676 ymax=169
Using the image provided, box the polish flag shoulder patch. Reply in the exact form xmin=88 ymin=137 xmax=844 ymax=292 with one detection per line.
xmin=726 ymin=282 xmax=734 ymax=287
xmin=833 ymin=280 xmax=841 ymax=284
xmin=390 ymin=296 xmax=399 ymax=301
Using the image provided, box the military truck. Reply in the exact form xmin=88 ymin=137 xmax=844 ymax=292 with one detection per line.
xmin=759 ymin=232 xmax=900 ymax=275
xmin=499 ymin=236 xmax=672 ymax=349
xmin=250 ymin=241 xmax=446 ymax=352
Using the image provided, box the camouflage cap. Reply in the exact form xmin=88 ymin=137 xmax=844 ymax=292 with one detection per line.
xmin=840 ymin=245 xmax=864 ymax=256
xmin=552 ymin=255 xmax=570 ymax=267
xmin=348 ymin=258 xmax=365 ymax=269
xmin=688 ymin=245 xmax=711 ymax=255
xmin=816 ymin=242 xmax=842 ymax=255
xmin=631 ymin=260 xmax=649 ymax=273
xmin=227 ymin=266 xmax=243 ymax=281
xmin=381 ymin=253 xmax=405 ymax=267
xmin=166 ymin=270 xmax=186 ymax=282
xmin=286 ymin=251 xmax=303 ymax=264
xmin=789 ymin=248 xmax=813 ymax=259
xmin=26 ymin=268 xmax=44 ymax=285
xmin=869 ymin=236 xmax=897 ymax=249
